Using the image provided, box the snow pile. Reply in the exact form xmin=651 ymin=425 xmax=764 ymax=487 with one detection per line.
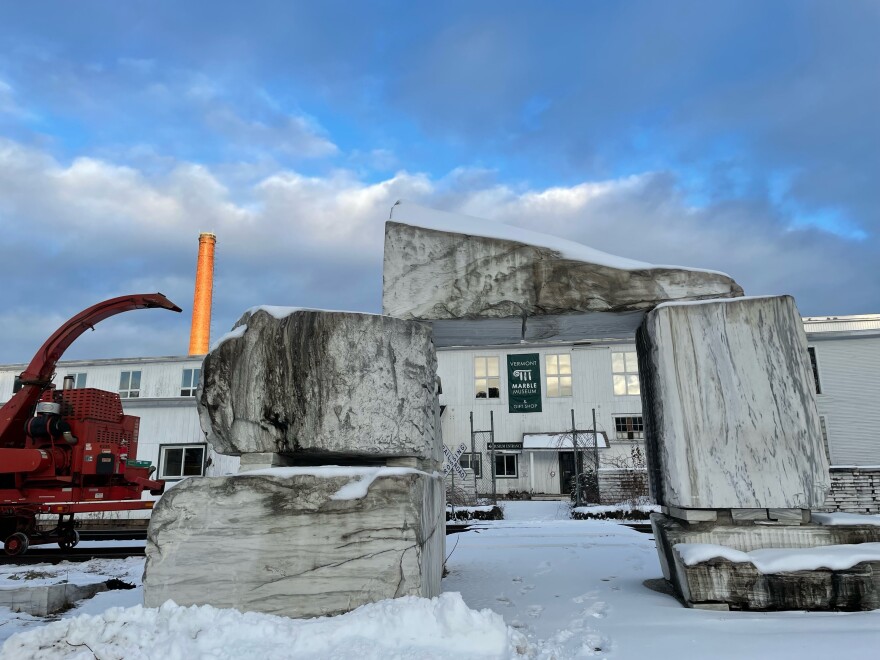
xmin=675 ymin=542 xmax=880 ymax=573
xmin=812 ymin=512 xmax=880 ymax=526
xmin=0 ymin=557 xmax=143 ymax=591
xmin=2 ymin=593 xmax=530 ymax=660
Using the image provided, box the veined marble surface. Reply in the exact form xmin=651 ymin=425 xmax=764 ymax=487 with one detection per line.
xmin=382 ymin=209 xmax=743 ymax=320
xmin=198 ymin=309 xmax=441 ymax=464
xmin=638 ymin=295 xmax=829 ymax=509
xmin=143 ymin=469 xmax=444 ymax=618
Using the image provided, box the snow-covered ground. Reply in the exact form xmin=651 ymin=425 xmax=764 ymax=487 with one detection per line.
xmin=4 ymin=501 xmax=880 ymax=658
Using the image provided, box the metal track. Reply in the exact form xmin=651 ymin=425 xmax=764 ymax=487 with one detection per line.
xmin=2 ymin=545 xmax=144 ymax=565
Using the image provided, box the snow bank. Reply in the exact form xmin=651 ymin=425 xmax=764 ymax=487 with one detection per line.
xmin=390 ymin=200 xmax=731 ymax=276
xmin=1 ymin=593 xmax=529 ymax=660
xmin=812 ymin=512 xmax=880 ymax=527
xmin=675 ymin=542 xmax=880 ymax=573
xmin=571 ymin=503 xmax=659 ymax=520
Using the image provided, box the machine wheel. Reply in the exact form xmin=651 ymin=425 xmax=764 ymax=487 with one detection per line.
xmin=4 ymin=532 xmax=29 ymax=557
xmin=58 ymin=529 xmax=80 ymax=550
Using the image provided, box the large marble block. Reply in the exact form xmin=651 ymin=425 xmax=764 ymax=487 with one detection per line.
xmin=199 ymin=308 xmax=440 ymax=464
xmin=637 ymin=295 xmax=829 ymax=510
xmin=143 ymin=468 xmax=444 ymax=618
xmin=383 ymin=201 xmax=743 ymax=320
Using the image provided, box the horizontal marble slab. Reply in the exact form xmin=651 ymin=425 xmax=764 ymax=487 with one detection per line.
xmin=143 ymin=468 xmax=444 ymax=618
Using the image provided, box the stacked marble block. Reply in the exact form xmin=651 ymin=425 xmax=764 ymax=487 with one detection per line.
xmin=143 ymin=309 xmax=445 ymax=618
xmin=639 ymin=295 xmax=880 ymax=610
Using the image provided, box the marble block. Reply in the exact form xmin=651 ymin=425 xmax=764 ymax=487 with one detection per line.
xmin=199 ymin=308 xmax=440 ymax=464
xmin=652 ymin=513 xmax=880 ymax=611
xmin=382 ymin=201 xmax=743 ymax=320
xmin=143 ymin=468 xmax=444 ymax=618
xmin=637 ymin=295 xmax=829 ymax=510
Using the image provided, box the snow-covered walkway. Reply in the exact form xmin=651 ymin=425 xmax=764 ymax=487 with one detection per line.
xmin=4 ymin=501 xmax=880 ymax=658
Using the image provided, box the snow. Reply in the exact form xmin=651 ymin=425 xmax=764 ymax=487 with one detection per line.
xmin=242 ymin=305 xmax=383 ymax=321
xmin=390 ymin=200 xmax=731 ymax=276
xmin=240 ymin=465 xmax=428 ymax=501
xmin=813 ymin=512 xmax=880 ymax=526
xmin=209 ymin=325 xmax=246 ymax=351
xmin=5 ymin=503 xmax=880 ymax=659
xmin=675 ymin=542 xmax=880 ymax=573
xmin=572 ymin=503 xmax=659 ymax=516
xmin=653 ymin=295 xmax=780 ymax=310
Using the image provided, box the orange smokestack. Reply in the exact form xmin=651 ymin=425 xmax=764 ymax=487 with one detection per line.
xmin=188 ymin=232 xmax=216 ymax=355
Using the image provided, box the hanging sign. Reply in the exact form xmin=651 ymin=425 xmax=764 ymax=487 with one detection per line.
xmin=507 ymin=353 xmax=542 ymax=413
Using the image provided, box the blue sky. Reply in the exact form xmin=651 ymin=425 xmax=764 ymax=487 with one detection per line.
xmin=0 ymin=1 xmax=877 ymax=361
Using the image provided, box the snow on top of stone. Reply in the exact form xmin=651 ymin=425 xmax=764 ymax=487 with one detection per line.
xmin=209 ymin=325 xmax=247 ymax=351
xmin=675 ymin=542 xmax=880 ymax=573
xmin=244 ymin=305 xmax=384 ymax=320
xmin=654 ymin=295 xmax=781 ymax=310
xmin=241 ymin=465 xmax=429 ymax=501
xmin=390 ymin=200 xmax=730 ymax=276
xmin=812 ymin=512 xmax=880 ymax=527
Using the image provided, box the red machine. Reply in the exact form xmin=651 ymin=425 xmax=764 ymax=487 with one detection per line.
xmin=0 ymin=293 xmax=182 ymax=556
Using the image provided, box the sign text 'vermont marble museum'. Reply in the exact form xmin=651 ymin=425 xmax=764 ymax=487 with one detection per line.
xmin=1 ymin=201 xmax=880 ymax=612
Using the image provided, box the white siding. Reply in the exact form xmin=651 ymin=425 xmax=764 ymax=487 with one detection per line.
xmin=812 ymin=337 xmax=880 ymax=465
xmin=438 ymin=343 xmax=644 ymax=495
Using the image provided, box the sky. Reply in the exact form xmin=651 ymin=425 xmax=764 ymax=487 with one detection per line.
xmin=0 ymin=1 xmax=877 ymax=362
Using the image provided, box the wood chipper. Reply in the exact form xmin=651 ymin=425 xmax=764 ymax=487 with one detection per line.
xmin=0 ymin=293 xmax=181 ymax=555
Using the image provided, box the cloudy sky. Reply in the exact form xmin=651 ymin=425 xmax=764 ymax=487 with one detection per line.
xmin=0 ymin=1 xmax=877 ymax=362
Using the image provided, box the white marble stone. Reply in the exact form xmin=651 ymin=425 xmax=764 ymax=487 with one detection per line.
xmin=638 ymin=295 xmax=829 ymax=509
xmin=198 ymin=309 xmax=441 ymax=465
xmin=143 ymin=468 xmax=444 ymax=619
xmin=382 ymin=202 xmax=743 ymax=320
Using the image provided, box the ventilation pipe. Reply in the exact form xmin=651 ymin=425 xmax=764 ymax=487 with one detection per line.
xmin=188 ymin=232 xmax=216 ymax=356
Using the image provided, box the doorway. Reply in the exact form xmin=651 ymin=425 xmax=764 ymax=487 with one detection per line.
xmin=558 ymin=451 xmax=576 ymax=495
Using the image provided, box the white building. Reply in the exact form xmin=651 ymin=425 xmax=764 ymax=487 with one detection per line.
xmin=1 ymin=313 xmax=878 ymax=510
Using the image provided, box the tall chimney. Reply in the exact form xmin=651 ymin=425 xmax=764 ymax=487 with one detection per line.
xmin=188 ymin=232 xmax=216 ymax=355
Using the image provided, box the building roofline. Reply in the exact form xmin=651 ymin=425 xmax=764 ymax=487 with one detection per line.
xmin=0 ymin=355 xmax=205 ymax=370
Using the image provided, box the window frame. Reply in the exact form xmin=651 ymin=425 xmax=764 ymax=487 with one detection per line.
xmin=158 ymin=443 xmax=207 ymax=480
xmin=493 ymin=453 xmax=518 ymax=478
xmin=474 ymin=356 xmax=501 ymax=400
xmin=614 ymin=415 xmax=644 ymax=441
xmin=545 ymin=353 xmax=573 ymax=398
xmin=66 ymin=373 xmax=87 ymax=389
xmin=180 ymin=368 xmax=201 ymax=397
xmin=459 ymin=452 xmax=482 ymax=478
xmin=611 ymin=351 xmax=640 ymax=396
xmin=119 ymin=370 xmax=142 ymax=399
xmin=808 ymin=347 xmax=822 ymax=395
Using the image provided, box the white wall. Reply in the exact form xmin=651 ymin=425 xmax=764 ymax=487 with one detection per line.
xmin=812 ymin=335 xmax=880 ymax=466
xmin=437 ymin=343 xmax=645 ymax=495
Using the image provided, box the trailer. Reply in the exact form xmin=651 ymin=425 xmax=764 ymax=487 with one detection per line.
xmin=0 ymin=293 xmax=181 ymax=555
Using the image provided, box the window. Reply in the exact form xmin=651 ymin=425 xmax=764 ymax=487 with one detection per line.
xmin=459 ymin=452 xmax=482 ymax=478
xmin=546 ymin=354 xmax=572 ymax=397
xmin=819 ymin=415 xmax=830 ymax=462
xmin=808 ymin=347 xmax=822 ymax=394
xmin=159 ymin=444 xmax=206 ymax=479
xmin=181 ymin=368 xmax=200 ymax=397
xmin=66 ymin=373 xmax=87 ymax=388
xmin=474 ymin=357 xmax=500 ymax=399
xmin=494 ymin=454 xmax=518 ymax=478
xmin=612 ymin=351 xmax=640 ymax=396
xmin=119 ymin=370 xmax=142 ymax=398
xmin=614 ymin=416 xmax=644 ymax=440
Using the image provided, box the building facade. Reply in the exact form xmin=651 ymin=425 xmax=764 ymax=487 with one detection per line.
xmin=1 ymin=313 xmax=877 ymax=509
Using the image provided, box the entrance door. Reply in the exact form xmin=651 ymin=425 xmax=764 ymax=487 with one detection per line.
xmin=558 ymin=451 xmax=576 ymax=495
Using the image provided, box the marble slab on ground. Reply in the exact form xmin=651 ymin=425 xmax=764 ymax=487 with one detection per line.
xmin=637 ymin=295 xmax=829 ymax=510
xmin=382 ymin=201 xmax=743 ymax=320
xmin=199 ymin=309 xmax=440 ymax=464
xmin=652 ymin=513 xmax=880 ymax=611
xmin=143 ymin=467 xmax=444 ymax=619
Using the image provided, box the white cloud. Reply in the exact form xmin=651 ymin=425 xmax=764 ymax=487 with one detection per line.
xmin=0 ymin=136 xmax=875 ymax=363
